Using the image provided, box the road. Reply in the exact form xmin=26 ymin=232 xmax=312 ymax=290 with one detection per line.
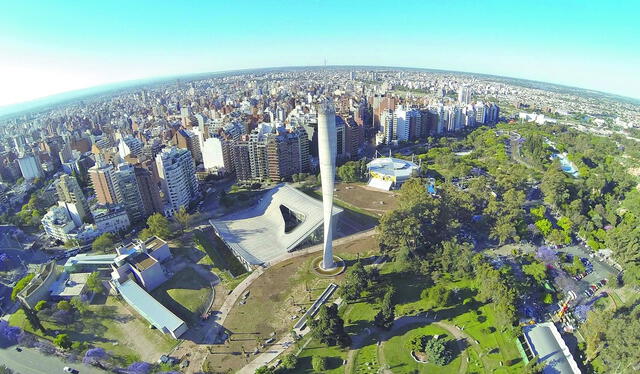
xmin=0 ymin=344 xmax=107 ymax=374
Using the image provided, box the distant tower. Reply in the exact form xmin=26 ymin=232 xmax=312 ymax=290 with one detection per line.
xmin=317 ymin=99 xmax=337 ymax=270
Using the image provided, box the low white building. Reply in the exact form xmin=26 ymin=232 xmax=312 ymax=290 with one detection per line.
xmin=41 ymin=205 xmax=101 ymax=244
xmin=92 ymin=204 xmax=131 ymax=233
xmin=41 ymin=205 xmax=77 ymax=242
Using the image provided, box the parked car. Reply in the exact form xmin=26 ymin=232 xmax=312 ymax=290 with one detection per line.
xmin=63 ymin=367 xmax=78 ymax=374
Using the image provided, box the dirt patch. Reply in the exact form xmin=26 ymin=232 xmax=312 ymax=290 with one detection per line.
xmin=332 ymin=183 xmax=399 ymax=214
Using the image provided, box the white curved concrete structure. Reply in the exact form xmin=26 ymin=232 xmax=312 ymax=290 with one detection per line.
xmin=317 ymin=99 xmax=337 ymax=270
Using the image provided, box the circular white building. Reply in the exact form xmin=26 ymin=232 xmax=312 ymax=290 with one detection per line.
xmin=366 ymin=157 xmax=420 ymax=191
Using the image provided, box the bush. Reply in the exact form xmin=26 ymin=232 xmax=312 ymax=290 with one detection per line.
xmin=34 ymin=300 xmax=47 ymax=311
xmin=54 ymin=333 xmax=72 ymax=349
xmin=11 ymin=273 xmax=34 ymax=300
xmin=311 ymin=356 xmax=327 ymax=372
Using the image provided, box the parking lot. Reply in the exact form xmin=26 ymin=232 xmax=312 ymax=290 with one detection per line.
xmin=553 ymin=245 xmax=619 ymax=305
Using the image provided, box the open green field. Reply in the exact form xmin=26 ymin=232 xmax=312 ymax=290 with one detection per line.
xmin=293 ymin=269 xmax=524 ymax=374
xmin=9 ymin=296 xmax=177 ymax=363
xmin=150 ymin=267 xmax=212 ymax=324
xmin=382 ymin=325 xmax=462 ymax=374
xmin=293 ymin=341 xmax=347 ymax=374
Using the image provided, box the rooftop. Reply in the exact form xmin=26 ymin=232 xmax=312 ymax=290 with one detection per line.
xmin=367 ymin=157 xmax=419 ymax=179
xmin=116 ymin=279 xmax=185 ymax=336
xmin=50 ymin=272 xmax=90 ymax=298
xmin=129 ymin=252 xmax=157 ymax=272
xmin=144 ymin=236 xmax=167 ymax=253
xmin=523 ymin=322 xmax=581 ymax=374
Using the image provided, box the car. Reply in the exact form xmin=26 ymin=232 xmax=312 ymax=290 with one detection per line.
xmin=15 ymin=346 xmax=22 ymax=352
xmin=158 ymin=355 xmax=179 ymax=365
xmin=180 ymin=360 xmax=190 ymax=368
xmin=601 ymin=278 xmax=608 ymax=285
xmin=63 ymin=367 xmax=78 ymax=374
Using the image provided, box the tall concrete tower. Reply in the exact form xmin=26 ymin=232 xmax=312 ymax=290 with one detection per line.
xmin=317 ymin=99 xmax=337 ymax=270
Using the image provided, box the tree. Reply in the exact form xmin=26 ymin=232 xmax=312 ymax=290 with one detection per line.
xmin=339 ymin=261 xmax=369 ymax=301
xmin=57 ymin=300 xmax=72 ymax=311
xmin=374 ymin=287 xmax=395 ymax=329
xmin=557 ymin=216 xmax=573 ymax=232
xmin=309 ymin=304 xmax=351 ymax=348
xmin=173 ymin=206 xmax=192 ymax=233
xmin=490 ymin=215 xmax=519 ymax=244
xmin=34 ymin=300 xmax=47 ymax=311
xmin=54 ymin=333 xmax=72 ymax=349
xmin=530 ymin=205 xmax=547 ymax=219
xmin=522 ymin=262 xmax=548 ymax=285
xmin=421 ymin=284 xmax=452 ymax=308
xmin=64 ymin=238 xmax=80 ymax=249
xmin=598 ymin=303 xmax=640 ymax=371
xmin=548 ymin=229 xmax=570 ymax=245
xmin=311 ymin=356 xmax=327 ymax=372
xmin=255 ymin=366 xmax=275 ymax=374
xmin=437 ymin=239 xmax=473 ymax=278
xmin=281 ymin=353 xmax=298 ymax=370
xmin=534 ymin=219 xmax=553 ymax=237
xmin=541 ymin=162 xmax=570 ymax=208
xmin=424 ymin=337 xmax=453 ymax=366
xmin=92 ymin=232 xmax=116 ymax=253
xmin=0 ymin=365 xmax=14 ymax=374
xmin=70 ymin=296 xmax=89 ymax=315
xmin=144 ymin=213 xmax=171 ymax=240
xmin=86 ymin=271 xmax=103 ymax=294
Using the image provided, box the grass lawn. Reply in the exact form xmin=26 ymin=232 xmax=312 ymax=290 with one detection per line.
xmin=150 ymin=268 xmax=212 ymax=324
xmin=302 ymin=187 xmax=380 ymax=226
xmin=352 ymin=343 xmax=379 ymax=374
xmin=382 ymin=325 xmax=462 ymax=374
xmin=9 ymin=296 xmax=177 ymax=363
xmin=291 ymin=339 xmax=347 ymax=374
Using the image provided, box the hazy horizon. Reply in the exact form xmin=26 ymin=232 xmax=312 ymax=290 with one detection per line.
xmin=1 ymin=0 xmax=638 ymax=110
xmin=2 ymin=64 xmax=639 ymax=119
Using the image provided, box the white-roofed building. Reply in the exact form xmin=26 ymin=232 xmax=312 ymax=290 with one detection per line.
xmin=367 ymin=157 xmax=420 ymax=191
xmin=210 ymin=183 xmax=342 ymax=269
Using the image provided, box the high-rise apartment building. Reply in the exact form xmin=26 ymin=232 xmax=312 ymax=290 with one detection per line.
xmin=155 ymin=147 xmax=198 ymax=214
xmin=458 ymin=85 xmax=472 ymax=105
xmin=17 ymin=154 xmax=44 ymax=180
xmin=134 ymin=166 xmax=163 ymax=217
xmin=55 ymin=174 xmax=89 ymax=222
xmin=201 ymin=136 xmax=234 ymax=173
xmin=89 ymin=160 xmax=117 ymax=205
xmin=174 ymin=129 xmax=203 ymax=164
xmin=112 ymin=163 xmax=146 ymax=223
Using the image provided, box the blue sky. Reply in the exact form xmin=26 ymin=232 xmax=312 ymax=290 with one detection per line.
xmin=1 ymin=0 xmax=639 ymax=106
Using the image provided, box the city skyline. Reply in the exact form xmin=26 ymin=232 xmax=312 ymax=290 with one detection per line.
xmin=1 ymin=0 xmax=639 ymax=109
